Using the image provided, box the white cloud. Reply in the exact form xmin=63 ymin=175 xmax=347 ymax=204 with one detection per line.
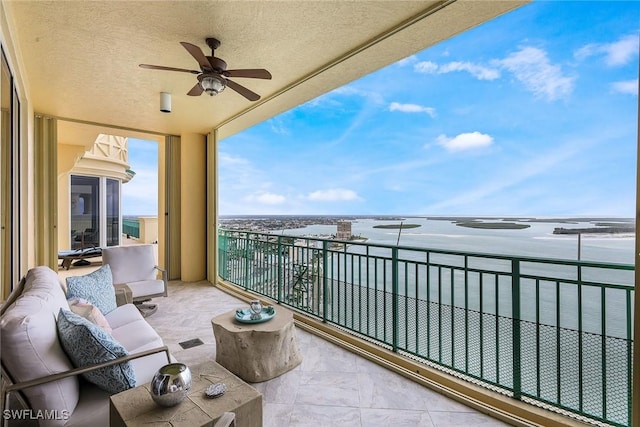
xmin=307 ymin=188 xmax=361 ymax=202
xmin=574 ymin=34 xmax=639 ymax=67
xmin=122 ymin=166 xmax=158 ymax=215
xmin=415 ymin=47 xmax=574 ymax=101
xmin=219 ymin=152 xmax=251 ymax=166
xmin=424 ymin=134 xmax=597 ymax=213
xmin=245 ymin=192 xmax=286 ymax=205
xmin=414 ymin=61 xmax=438 ymax=73
xmin=611 ymin=79 xmax=639 ymax=96
xmin=435 ymin=132 xmax=494 ymax=152
xmin=303 ymin=84 xmax=384 ymax=110
xmin=303 ymin=93 xmax=342 ymax=109
xmin=414 ymin=60 xmax=500 ymax=80
xmin=496 ymin=47 xmax=574 ymax=100
xmin=332 ymin=85 xmax=384 ymax=104
xmin=219 ymin=152 xmax=286 ymax=212
xmin=389 ymin=102 xmax=436 ymax=117
xmin=440 ymin=61 xmax=501 ymax=80
xmin=269 ymin=117 xmax=289 ymax=135
xmin=396 ymin=55 xmax=418 ymax=67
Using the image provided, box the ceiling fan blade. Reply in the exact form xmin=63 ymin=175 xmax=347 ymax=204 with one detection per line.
xmin=180 ymin=42 xmax=212 ymax=71
xmin=139 ymin=64 xmax=200 ymax=74
xmin=187 ymin=83 xmax=204 ymax=96
xmin=225 ymin=69 xmax=272 ymax=79
xmin=225 ymin=79 xmax=260 ymax=101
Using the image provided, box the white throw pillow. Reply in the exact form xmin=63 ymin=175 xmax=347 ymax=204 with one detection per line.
xmin=67 ymin=297 xmax=113 ymax=333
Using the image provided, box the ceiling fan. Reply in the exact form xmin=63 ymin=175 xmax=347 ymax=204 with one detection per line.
xmin=139 ymin=38 xmax=272 ymax=101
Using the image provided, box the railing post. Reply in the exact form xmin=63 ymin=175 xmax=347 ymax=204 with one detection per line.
xmin=512 ymin=258 xmax=522 ymax=400
xmin=277 ymin=236 xmax=283 ymax=303
xmin=243 ymin=233 xmax=251 ymax=291
xmin=322 ymin=240 xmax=329 ymax=323
xmin=392 ymin=247 xmax=399 ymax=352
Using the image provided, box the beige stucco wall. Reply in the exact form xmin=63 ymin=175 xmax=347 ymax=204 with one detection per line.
xmin=138 ymin=216 xmax=158 ymax=244
xmin=180 ymin=133 xmax=206 ymax=281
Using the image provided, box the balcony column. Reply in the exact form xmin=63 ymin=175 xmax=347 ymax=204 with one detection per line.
xmin=633 ymin=93 xmax=640 ymax=427
xmin=34 ymin=115 xmax=58 ymax=268
xmin=207 ymin=129 xmax=219 ymax=283
xmin=179 ymin=133 xmax=207 ymax=281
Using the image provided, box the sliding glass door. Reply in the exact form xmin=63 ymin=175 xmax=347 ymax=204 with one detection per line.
xmin=70 ymin=175 xmax=121 ymax=248
xmin=70 ymin=175 xmax=99 ymax=249
xmin=1 ymin=47 xmax=21 ymax=298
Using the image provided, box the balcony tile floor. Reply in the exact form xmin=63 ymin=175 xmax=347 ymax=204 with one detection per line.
xmin=145 ymin=281 xmax=512 ymax=427
xmin=58 ymin=265 xmax=511 ymax=427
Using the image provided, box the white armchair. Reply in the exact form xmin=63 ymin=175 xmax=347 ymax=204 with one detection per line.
xmin=102 ymin=244 xmax=168 ymax=317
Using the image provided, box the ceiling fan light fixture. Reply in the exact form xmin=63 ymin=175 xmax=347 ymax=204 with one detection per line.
xmin=200 ymin=74 xmax=226 ymax=96
xmin=142 ymin=40 xmax=268 ymax=101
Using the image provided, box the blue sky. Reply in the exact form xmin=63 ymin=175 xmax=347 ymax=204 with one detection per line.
xmin=123 ymin=139 xmax=158 ymax=216
xmin=125 ymin=1 xmax=639 ymax=217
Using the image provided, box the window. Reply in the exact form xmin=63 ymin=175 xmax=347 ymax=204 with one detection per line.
xmin=106 ymin=178 xmax=119 ymax=246
xmin=71 ymin=175 xmax=99 ymax=249
xmin=71 ymin=175 xmax=121 ymax=248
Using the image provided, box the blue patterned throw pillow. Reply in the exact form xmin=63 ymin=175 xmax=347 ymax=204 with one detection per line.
xmin=66 ymin=264 xmax=117 ymax=314
xmin=57 ymin=309 xmax=136 ymax=393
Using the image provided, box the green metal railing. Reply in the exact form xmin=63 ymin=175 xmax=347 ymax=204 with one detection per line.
xmin=218 ymin=229 xmax=635 ymax=427
xmin=122 ymin=218 xmax=140 ymax=239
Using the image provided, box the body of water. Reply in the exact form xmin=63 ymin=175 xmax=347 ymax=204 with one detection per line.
xmin=277 ymin=217 xmax=635 ymax=265
xmin=222 ymin=216 xmax=635 ymax=425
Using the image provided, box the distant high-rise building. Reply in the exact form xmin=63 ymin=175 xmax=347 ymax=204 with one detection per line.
xmin=336 ymin=221 xmax=352 ymax=240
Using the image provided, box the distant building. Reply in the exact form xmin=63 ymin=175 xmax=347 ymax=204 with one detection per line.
xmin=58 ymin=134 xmax=135 ymax=250
xmin=336 ymin=221 xmax=352 ymax=240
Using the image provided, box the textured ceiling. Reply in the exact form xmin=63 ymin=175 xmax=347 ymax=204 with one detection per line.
xmin=3 ymin=0 xmax=527 ymax=141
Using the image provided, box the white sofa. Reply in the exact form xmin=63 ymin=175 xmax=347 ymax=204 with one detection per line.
xmin=0 ymin=266 xmax=171 ymax=427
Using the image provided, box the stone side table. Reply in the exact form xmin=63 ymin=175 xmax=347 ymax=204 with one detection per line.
xmin=211 ymin=306 xmax=302 ymax=382
xmin=110 ymin=360 xmax=262 ymax=427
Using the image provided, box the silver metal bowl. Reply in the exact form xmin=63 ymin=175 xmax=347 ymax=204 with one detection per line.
xmin=150 ymin=363 xmax=192 ymax=407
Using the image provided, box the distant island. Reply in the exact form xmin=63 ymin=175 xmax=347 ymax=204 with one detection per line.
xmin=424 ymin=216 xmax=634 ymax=224
xmin=455 ymin=221 xmax=530 ymax=230
xmin=553 ymin=226 xmax=635 ymax=235
xmin=373 ymin=223 xmax=421 ymax=229
xmin=217 ymin=215 xmax=635 ymax=235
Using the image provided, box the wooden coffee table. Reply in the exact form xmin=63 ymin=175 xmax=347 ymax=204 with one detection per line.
xmin=109 ymin=360 xmax=262 ymax=427
xmin=211 ymin=306 xmax=302 ymax=383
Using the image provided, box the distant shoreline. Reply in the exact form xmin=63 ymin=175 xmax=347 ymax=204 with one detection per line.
xmin=215 ymin=215 xmax=635 ymax=234
xmin=553 ymin=226 xmax=635 ymax=235
xmin=373 ymin=224 xmax=421 ymax=230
